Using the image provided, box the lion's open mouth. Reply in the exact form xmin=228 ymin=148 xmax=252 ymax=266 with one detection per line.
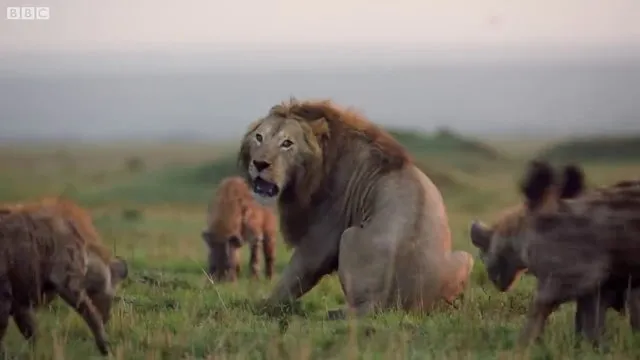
xmin=252 ymin=177 xmax=280 ymax=198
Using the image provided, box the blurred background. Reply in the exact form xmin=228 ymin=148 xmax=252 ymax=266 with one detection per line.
xmin=1 ymin=0 xmax=639 ymax=142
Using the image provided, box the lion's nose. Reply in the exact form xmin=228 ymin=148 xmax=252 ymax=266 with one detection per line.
xmin=252 ymin=160 xmax=271 ymax=172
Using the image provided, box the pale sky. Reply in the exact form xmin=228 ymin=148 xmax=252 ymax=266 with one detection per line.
xmin=1 ymin=0 xmax=639 ymax=52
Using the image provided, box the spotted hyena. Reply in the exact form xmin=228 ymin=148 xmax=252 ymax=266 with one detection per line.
xmin=201 ymin=176 xmax=277 ymax=282
xmin=469 ymin=160 xmax=640 ymax=347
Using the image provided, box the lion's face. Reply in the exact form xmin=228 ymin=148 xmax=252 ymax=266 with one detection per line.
xmin=470 ymin=220 xmax=526 ymax=292
xmin=238 ymin=116 xmax=322 ymax=207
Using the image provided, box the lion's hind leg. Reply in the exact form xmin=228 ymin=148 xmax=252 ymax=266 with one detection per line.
xmin=332 ymin=226 xmax=396 ymax=319
xmin=440 ymin=250 xmax=474 ymax=304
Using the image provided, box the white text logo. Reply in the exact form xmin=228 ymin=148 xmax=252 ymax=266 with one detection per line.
xmin=6 ymin=7 xmax=50 ymax=20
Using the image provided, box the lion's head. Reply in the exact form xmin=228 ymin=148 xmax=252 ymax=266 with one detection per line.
xmin=237 ymin=99 xmax=410 ymax=210
xmin=469 ymin=160 xmax=586 ymax=291
xmin=237 ymin=100 xmax=331 ymax=207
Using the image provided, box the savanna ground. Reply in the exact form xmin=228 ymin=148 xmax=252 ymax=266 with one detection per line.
xmin=1 ymin=131 xmax=640 ymax=360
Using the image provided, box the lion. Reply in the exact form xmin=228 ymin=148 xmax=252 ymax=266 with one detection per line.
xmin=0 ymin=197 xmax=128 ymax=355
xmin=236 ymin=98 xmax=474 ymax=318
xmin=468 ymin=160 xmax=640 ymax=347
xmin=201 ymin=176 xmax=277 ymax=282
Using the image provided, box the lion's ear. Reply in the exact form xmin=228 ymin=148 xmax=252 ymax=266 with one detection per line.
xmin=269 ymin=104 xmax=288 ymax=116
xmin=290 ymin=103 xmax=327 ymax=121
xmin=307 ymin=118 xmax=329 ymax=140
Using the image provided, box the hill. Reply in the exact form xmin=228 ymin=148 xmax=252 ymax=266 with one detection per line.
xmin=536 ymin=134 xmax=640 ymax=162
xmin=387 ymin=127 xmax=504 ymax=161
xmin=77 ymin=128 xmax=504 ymax=206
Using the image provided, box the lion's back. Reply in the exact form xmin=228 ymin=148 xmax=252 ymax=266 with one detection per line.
xmin=407 ymin=165 xmax=452 ymax=251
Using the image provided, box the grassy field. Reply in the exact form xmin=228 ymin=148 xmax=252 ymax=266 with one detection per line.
xmin=1 ymin=132 xmax=640 ymax=360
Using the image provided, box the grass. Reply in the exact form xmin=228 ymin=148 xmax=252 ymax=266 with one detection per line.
xmin=1 ymin=134 xmax=640 ymax=359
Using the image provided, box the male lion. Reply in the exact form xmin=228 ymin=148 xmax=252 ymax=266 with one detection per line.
xmin=469 ymin=160 xmax=640 ymax=347
xmin=237 ymin=98 xmax=474 ymax=317
xmin=201 ymin=176 xmax=277 ymax=282
xmin=0 ymin=197 xmax=128 ymax=355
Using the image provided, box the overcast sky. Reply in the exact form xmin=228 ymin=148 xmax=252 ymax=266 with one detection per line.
xmin=1 ymin=0 xmax=639 ymax=52
xmin=1 ymin=0 xmax=639 ymax=140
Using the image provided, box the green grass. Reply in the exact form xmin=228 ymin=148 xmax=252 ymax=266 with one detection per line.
xmin=1 ymin=135 xmax=640 ymax=359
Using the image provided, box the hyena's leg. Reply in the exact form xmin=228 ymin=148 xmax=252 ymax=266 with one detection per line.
xmin=574 ymin=289 xmax=610 ymax=347
xmin=249 ymin=242 xmax=260 ymax=279
xmin=207 ymin=247 xmax=218 ymax=277
xmin=518 ymin=279 xmax=564 ymax=348
xmin=0 ymin=276 xmax=11 ymax=354
xmin=262 ymin=233 xmax=276 ymax=280
xmin=227 ymin=247 xmax=241 ymax=282
xmin=12 ymin=306 xmax=37 ymax=341
xmin=50 ymin=262 xmax=110 ymax=355
xmin=628 ymin=288 xmax=640 ymax=331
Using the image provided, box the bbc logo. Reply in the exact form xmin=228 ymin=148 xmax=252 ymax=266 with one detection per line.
xmin=6 ymin=6 xmax=50 ymax=20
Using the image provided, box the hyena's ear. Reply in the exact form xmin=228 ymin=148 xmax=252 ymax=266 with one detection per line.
xmin=520 ymin=160 xmax=555 ymax=211
xmin=559 ymin=164 xmax=585 ymax=199
xmin=201 ymin=230 xmax=213 ymax=245
xmin=228 ymin=235 xmax=244 ymax=248
xmin=470 ymin=220 xmax=492 ymax=251
xmin=110 ymin=257 xmax=128 ymax=285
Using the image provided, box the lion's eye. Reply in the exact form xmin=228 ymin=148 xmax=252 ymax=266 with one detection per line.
xmin=281 ymin=139 xmax=293 ymax=149
xmin=255 ymin=133 xmax=263 ymax=143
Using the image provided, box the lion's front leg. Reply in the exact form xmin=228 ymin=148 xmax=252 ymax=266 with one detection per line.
xmin=266 ymin=246 xmax=335 ymax=305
